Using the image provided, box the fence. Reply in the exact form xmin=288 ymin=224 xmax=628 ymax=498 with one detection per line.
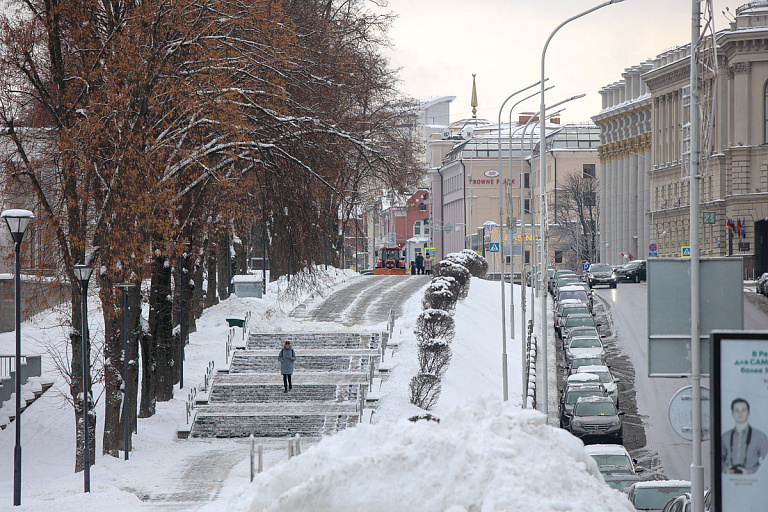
xmin=185 ymin=386 xmax=198 ymax=424
xmin=247 ymin=434 xmax=302 ymax=483
xmin=225 ymin=328 xmax=234 ymax=364
xmin=524 ymin=319 xmax=537 ymax=409
xmin=202 ymin=361 xmax=215 ymax=392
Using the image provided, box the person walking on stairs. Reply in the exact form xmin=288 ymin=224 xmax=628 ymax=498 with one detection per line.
xmin=278 ymin=341 xmax=296 ymax=393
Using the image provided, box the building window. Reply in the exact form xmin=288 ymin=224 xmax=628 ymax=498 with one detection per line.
xmin=525 ymin=250 xmax=530 ymax=264
xmin=414 ymin=221 xmax=421 ymax=236
xmin=583 ymin=163 xmax=596 ymax=179
xmin=524 ymin=173 xmax=530 ymax=189
xmin=524 ymin=199 xmax=531 ymax=214
xmin=418 ymin=203 xmax=426 ymax=211
xmin=423 ymin=192 xmax=428 ymax=200
xmin=554 ymin=251 xmax=563 ymax=263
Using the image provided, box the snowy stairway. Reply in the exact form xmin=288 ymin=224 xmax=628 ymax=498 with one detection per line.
xmin=229 ymin=349 xmax=379 ymax=373
xmin=190 ymin=332 xmax=383 ymax=439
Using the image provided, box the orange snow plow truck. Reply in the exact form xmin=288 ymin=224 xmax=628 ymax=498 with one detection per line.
xmin=374 ymin=247 xmax=408 ymax=275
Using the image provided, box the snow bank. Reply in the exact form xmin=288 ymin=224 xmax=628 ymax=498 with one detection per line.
xmin=233 ymin=397 xmax=634 ymax=512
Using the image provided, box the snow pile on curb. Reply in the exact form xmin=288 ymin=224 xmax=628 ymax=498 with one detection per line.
xmin=232 ymin=397 xmax=634 ymax=512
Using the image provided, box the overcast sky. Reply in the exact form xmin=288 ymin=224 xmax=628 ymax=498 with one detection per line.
xmin=378 ymin=0 xmax=743 ymax=124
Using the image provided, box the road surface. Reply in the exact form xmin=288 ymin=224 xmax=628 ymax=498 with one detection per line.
xmin=594 ymin=283 xmax=768 ymax=482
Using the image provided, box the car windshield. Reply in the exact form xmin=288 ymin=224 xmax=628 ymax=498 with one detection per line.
xmin=624 ymin=262 xmax=639 ymax=269
xmin=606 ymin=479 xmax=635 ymax=490
xmin=566 ymin=389 xmax=604 ymax=404
xmin=559 ymin=290 xmax=588 ymax=302
xmin=572 ymin=358 xmax=603 ymax=369
xmin=590 ymin=264 xmax=612 ymax=272
xmin=582 ymin=370 xmax=611 ymax=383
xmin=574 ymin=401 xmax=616 ymax=416
xmin=633 ymin=487 xmax=691 ymax=510
xmin=570 ymin=338 xmax=602 ymax=348
xmin=562 ymin=307 xmax=590 ymax=317
xmin=557 ymin=278 xmax=579 ymax=286
xmin=591 ymin=454 xmax=632 ymax=469
xmin=566 ymin=316 xmax=595 ymax=327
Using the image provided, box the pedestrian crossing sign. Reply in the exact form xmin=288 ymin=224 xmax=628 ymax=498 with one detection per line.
xmin=489 ymin=242 xmax=500 ymax=253
xmin=681 ymin=246 xmax=691 ymax=258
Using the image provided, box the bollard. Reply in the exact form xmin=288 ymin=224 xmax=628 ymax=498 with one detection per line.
xmin=288 ymin=439 xmax=294 ymax=459
xmin=250 ymin=434 xmax=255 ymax=482
xmin=258 ymin=445 xmax=263 ymax=474
xmin=294 ymin=434 xmax=301 ymax=455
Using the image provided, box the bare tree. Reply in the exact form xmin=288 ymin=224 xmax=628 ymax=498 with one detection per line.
xmin=552 ymin=173 xmax=600 ymax=265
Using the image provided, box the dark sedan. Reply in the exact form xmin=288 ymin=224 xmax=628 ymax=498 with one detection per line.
xmin=568 ymin=396 xmax=624 ymax=444
xmin=617 ymin=259 xmax=647 ymax=283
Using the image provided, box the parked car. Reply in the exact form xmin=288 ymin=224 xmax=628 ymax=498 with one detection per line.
xmin=568 ymin=354 xmax=607 ymax=375
xmin=585 ymin=444 xmax=644 ymax=474
xmin=555 ymin=285 xmax=592 ymax=312
xmin=563 ymin=326 xmax=600 ymax=350
xmin=560 ymin=313 xmax=597 ymax=344
xmin=587 ymin=262 xmax=618 ymax=288
xmin=550 ymin=269 xmax=577 ymax=294
xmin=600 ymin=466 xmax=642 ymax=491
xmin=661 ymin=489 xmax=712 ymax=512
xmin=758 ymin=272 xmax=768 ymax=296
xmin=617 ymin=260 xmax=647 ymax=283
xmin=577 ymin=365 xmax=620 ymax=407
xmin=626 ymin=481 xmax=691 ymax=512
xmin=555 ymin=303 xmax=591 ymax=336
xmin=567 ymin=396 xmax=624 ymax=444
xmin=553 ymin=275 xmax=582 ymax=297
xmin=559 ymin=383 xmax=607 ymax=428
xmin=565 ymin=336 xmax=605 ymax=362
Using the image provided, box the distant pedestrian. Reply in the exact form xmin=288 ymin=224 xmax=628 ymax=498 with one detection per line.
xmin=424 ymin=257 xmax=432 ymax=275
xmin=278 ymin=341 xmax=296 ymax=393
xmin=415 ymin=253 xmax=425 ymax=274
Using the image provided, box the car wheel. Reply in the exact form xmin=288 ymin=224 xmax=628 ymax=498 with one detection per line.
xmin=634 ymin=274 xmax=640 ymax=283
xmin=610 ymin=282 xmax=617 ymax=289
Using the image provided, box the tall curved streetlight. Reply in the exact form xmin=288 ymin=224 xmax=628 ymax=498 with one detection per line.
xmin=494 ymin=80 xmax=543 ymax=402
xmin=2 ymin=209 xmax=34 ymax=507
xmin=538 ymin=0 xmax=625 ymax=418
xmin=73 ymin=263 xmax=94 ymax=493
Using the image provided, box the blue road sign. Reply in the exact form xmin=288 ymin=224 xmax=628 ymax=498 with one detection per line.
xmin=681 ymin=246 xmax=691 ymax=258
xmin=489 ymin=242 xmax=500 ymax=253
xmin=649 ymin=243 xmax=657 ymax=253
xmin=649 ymin=251 xmax=658 ymax=258
xmin=582 ymin=262 xmax=590 ymax=272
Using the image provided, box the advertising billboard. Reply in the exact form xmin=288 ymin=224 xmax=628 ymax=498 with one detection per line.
xmin=712 ymin=331 xmax=768 ymax=512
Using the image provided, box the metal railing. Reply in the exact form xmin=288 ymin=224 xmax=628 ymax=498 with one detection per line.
xmin=225 ymin=328 xmax=235 ymax=364
xmin=0 ymin=355 xmax=27 ymax=378
xmin=185 ymin=386 xmax=198 ymax=425
xmin=250 ymin=434 xmax=263 ymax=482
xmin=524 ymin=318 xmax=537 ymax=409
xmin=203 ymin=361 xmax=215 ymax=391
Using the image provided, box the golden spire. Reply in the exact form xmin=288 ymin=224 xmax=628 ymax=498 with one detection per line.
xmin=471 ymin=74 xmax=478 ymax=118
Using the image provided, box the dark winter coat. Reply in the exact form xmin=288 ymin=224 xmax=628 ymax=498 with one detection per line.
xmin=416 ymin=254 xmax=424 ymax=268
xmin=278 ymin=347 xmax=296 ymax=374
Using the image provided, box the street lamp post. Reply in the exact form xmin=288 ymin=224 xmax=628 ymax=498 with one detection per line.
xmin=178 ymin=250 xmax=187 ymax=389
xmin=116 ymin=282 xmax=134 ymax=460
xmin=73 ymin=263 xmax=94 ymax=493
xmin=539 ymin=0 xmax=624 ymax=418
xmin=495 ymin=80 xmax=543 ymax=402
xmin=2 ymin=209 xmax=34 ymax=507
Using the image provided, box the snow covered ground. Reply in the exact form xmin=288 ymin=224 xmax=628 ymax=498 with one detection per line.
xmin=0 ymin=270 xmax=634 ymax=511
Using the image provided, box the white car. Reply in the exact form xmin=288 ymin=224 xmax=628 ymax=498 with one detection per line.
xmin=565 ymin=336 xmax=605 ymax=362
xmin=584 ymin=444 xmax=644 ymax=474
xmin=626 ymin=480 xmax=691 ymax=512
xmin=577 ymin=365 xmax=620 ymax=407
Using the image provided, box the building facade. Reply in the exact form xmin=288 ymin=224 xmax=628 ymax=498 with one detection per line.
xmin=594 ymin=2 xmax=768 ymax=275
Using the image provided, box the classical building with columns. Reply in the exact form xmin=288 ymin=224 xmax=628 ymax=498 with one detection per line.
xmin=593 ymin=2 xmax=768 ymax=275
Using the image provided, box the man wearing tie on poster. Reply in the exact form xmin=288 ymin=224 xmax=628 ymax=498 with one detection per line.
xmin=722 ymin=398 xmax=768 ymax=474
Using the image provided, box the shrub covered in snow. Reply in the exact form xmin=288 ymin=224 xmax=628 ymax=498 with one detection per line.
xmin=459 ymin=248 xmax=488 ymax=277
xmin=408 ymin=372 xmax=441 ymax=410
xmin=414 ymin=308 xmax=455 ymax=344
xmin=417 ymin=338 xmax=452 ymax=378
xmin=421 ymin=276 xmax=457 ymax=311
xmin=434 ymin=260 xmax=470 ymax=300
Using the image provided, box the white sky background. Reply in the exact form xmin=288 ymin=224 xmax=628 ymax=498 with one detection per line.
xmin=377 ymin=0 xmax=743 ymax=124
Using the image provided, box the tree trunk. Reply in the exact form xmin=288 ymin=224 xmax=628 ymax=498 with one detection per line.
xmin=120 ymin=283 xmax=142 ymax=449
xmin=138 ymin=327 xmax=156 ymax=418
xmin=70 ymin=287 xmax=95 ymax=473
xmin=100 ymin=278 xmax=122 ymax=457
xmin=149 ymin=252 xmax=175 ymax=401
xmin=217 ymin=234 xmax=230 ymax=300
xmin=190 ymin=257 xmax=205 ymax=333
xmin=205 ymin=253 xmax=218 ymax=308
